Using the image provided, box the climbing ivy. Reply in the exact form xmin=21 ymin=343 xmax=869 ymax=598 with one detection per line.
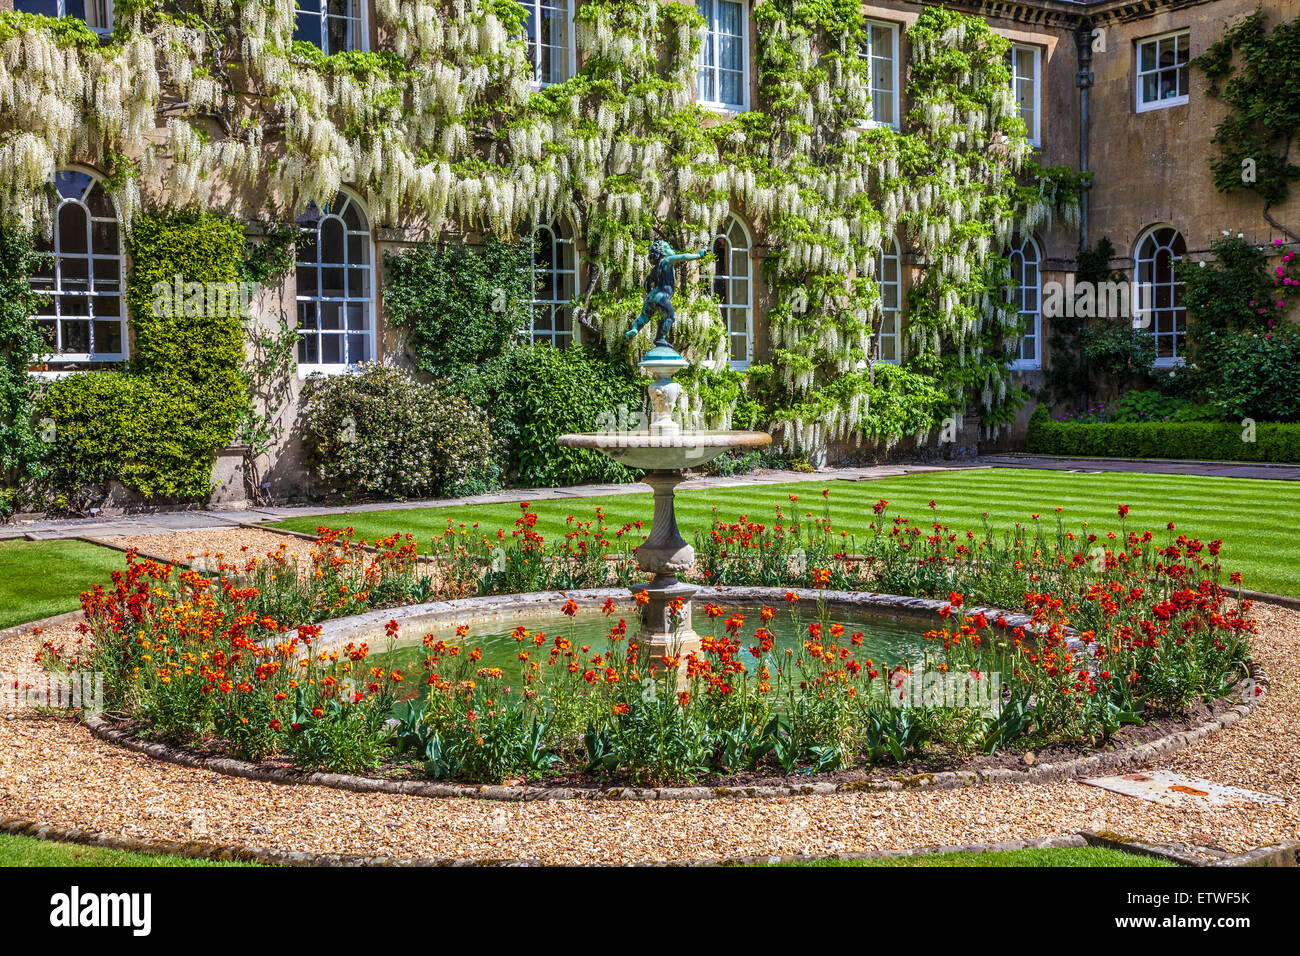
xmin=0 ymin=225 xmax=48 ymax=514
xmin=0 ymin=1 xmax=1079 ymax=459
xmin=1195 ymin=9 xmax=1300 ymax=240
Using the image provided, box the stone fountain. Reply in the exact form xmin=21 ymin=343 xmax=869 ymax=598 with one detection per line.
xmin=557 ymin=239 xmax=770 ymax=669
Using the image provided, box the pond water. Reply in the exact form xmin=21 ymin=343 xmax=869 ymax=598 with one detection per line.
xmin=367 ymin=602 xmax=936 ymax=678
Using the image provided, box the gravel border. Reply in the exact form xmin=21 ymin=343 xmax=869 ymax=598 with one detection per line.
xmin=0 ymin=814 xmax=1154 ymax=867
xmin=75 ymin=585 xmax=1269 ymax=802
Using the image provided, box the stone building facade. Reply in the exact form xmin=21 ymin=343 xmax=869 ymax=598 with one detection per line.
xmin=10 ymin=0 xmax=1299 ymax=501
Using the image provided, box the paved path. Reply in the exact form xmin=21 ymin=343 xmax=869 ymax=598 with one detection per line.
xmin=981 ymin=453 xmax=1300 ymax=481
xmin=4 ymin=454 xmax=1297 ymax=542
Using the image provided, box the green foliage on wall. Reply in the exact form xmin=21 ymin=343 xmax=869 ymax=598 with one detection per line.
xmin=39 ymin=212 xmax=249 ymax=504
xmin=0 ymin=1 xmax=1081 ymax=460
xmin=384 ymin=237 xmax=534 ymax=384
xmin=1195 ymin=10 xmax=1300 ymax=240
xmin=0 ymin=226 xmax=48 ymax=514
xmin=1177 ymin=235 xmax=1291 ymax=381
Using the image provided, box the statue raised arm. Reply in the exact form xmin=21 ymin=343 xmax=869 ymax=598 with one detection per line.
xmin=624 ymin=239 xmax=712 ymax=348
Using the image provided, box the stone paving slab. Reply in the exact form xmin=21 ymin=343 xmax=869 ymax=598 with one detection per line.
xmin=1080 ymin=770 xmax=1289 ymax=808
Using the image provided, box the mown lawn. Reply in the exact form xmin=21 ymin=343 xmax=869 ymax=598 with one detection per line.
xmin=773 ymin=846 xmax=1176 ymax=867
xmin=272 ymin=468 xmax=1300 ymax=596
xmin=0 ymin=833 xmax=260 ymax=867
xmin=0 ymin=539 xmax=126 ymax=630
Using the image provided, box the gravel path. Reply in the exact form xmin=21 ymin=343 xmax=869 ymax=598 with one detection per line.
xmin=91 ymin=528 xmax=319 ymax=568
xmin=1 ymin=605 xmax=1295 ymax=865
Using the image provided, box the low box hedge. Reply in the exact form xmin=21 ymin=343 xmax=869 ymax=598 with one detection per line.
xmin=1026 ymin=406 xmax=1300 ymax=463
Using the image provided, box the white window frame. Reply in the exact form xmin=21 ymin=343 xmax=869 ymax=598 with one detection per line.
xmin=30 ymin=167 xmax=127 ymax=364
xmin=1008 ymin=234 xmax=1042 ymax=370
xmin=860 ymin=20 xmax=900 ymax=130
xmin=874 ymin=236 xmax=901 ymax=364
xmin=696 ymin=0 xmax=749 ymax=113
xmin=712 ymin=215 xmax=753 ymax=370
xmin=1134 ymin=224 xmax=1187 ymax=367
xmin=295 ymin=189 xmax=376 ymax=373
xmin=1007 ymin=43 xmax=1041 ymax=146
xmin=1135 ymin=29 xmax=1190 ymax=113
xmin=522 ymin=0 xmax=577 ymax=87
xmin=16 ymin=1 xmax=113 ymax=35
xmin=294 ymin=0 xmax=369 ymax=55
xmin=530 ymin=221 xmax=578 ymax=347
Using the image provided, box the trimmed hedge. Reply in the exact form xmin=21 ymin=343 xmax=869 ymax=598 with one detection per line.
xmin=1026 ymin=405 xmax=1300 ymax=463
xmin=39 ymin=213 xmax=247 ymax=505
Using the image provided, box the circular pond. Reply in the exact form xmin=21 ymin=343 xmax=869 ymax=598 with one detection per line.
xmin=366 ymin=601 xmax=936 ymax=678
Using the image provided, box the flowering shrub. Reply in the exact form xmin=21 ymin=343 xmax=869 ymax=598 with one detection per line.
xmin=301 ymin=362 xmax=499 ymax=500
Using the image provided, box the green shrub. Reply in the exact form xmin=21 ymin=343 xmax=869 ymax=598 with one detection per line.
xmin=38 ymin=212 xmax=248 ymax=505
xmin=491 ymin=344 xmax=643 ymax=488
xmin=301 ymin=362 xmax=498 ymax=499
xmin=1026 ymin=404 xmax=1300 ymax=462
xmin=0 ymin=225 xmax=48 ymax=514
xmin=38 ymin=373 xmax=219 ymax=504
xmin=1209 ymin=329 xmax=1300 ymax=423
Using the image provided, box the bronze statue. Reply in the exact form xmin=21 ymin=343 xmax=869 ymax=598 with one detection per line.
xmin=624 ymin=239 xmax=710 ymax=348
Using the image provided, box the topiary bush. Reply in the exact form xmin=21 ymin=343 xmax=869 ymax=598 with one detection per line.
xmin=38 ymin=212 xmax=248 ymax=507
xmin=301 ymin=362 xmax=498 ymax=500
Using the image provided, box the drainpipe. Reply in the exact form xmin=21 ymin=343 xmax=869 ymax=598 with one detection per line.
xmin=1074 ymin=19 xmax=1094 ymax=252
xmin=1074 ymin=19 xmax=1096 ymax=410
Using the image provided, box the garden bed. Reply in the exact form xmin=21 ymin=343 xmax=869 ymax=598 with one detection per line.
xmin=82 ymin=670 xmax=1264 ymax=801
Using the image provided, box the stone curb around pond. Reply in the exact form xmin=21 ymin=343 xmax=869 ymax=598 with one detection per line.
xmin=75 ymin=584 xmax=1270 ymax=803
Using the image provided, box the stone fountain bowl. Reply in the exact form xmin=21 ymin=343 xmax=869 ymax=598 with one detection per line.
xmin=557 ymin=430 xmax=771 ymax=471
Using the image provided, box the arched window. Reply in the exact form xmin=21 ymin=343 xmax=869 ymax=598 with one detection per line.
xmin=1134 ymin=225 xmax=1187 ymax=365
xmin=522 ymin=0 xmax=575 ymax=85
xmin=294 ymin=0 xmax=367 ymax=54
xmin=713 ymin=216 xmax=752 ymax=368
xmin=30 ymin=169 xmax=126 ymax=361
xmin=530 ymin=222 xmax=576 ymax=347
xmin=295 ymin=191 xmax=374 ymax=367
xmin=873 ymin=236 xmax=901 ymax=363
xmin=1008 ymin=234 xmax=1041 ymax=369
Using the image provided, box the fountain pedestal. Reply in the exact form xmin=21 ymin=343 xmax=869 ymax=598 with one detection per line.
xmin=557 ymin=343 xmax=770 ymax=673
xmin=635 ymin=471 xmax=701 ymax=667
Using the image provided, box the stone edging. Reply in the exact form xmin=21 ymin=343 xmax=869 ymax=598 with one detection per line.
xmin=77 ymin=585 xmax=1270 ymax=802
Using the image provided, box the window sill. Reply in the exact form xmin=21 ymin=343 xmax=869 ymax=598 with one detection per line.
xmin=297 ymin=364 xmax=362 ymax=378
xmin=729 ymin=359 xmax=752 ymax=372
xmin=700 ymin=101 xmax=748 ymax=116
xmin=1136 ymin=96 xmax=1188 ymax=114
xmin=1152 ymin=356 xmax=1185 ymax=369
xmin=1010 ymin=361 xmax=1042 ymax=371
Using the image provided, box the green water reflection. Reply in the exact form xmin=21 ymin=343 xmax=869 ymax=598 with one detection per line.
xmin=369 ymin=603 xmax=935 ymax=678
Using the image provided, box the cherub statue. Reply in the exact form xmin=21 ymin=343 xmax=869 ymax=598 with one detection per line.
xmin=624 ymin=239 xmax=710 ymax=348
